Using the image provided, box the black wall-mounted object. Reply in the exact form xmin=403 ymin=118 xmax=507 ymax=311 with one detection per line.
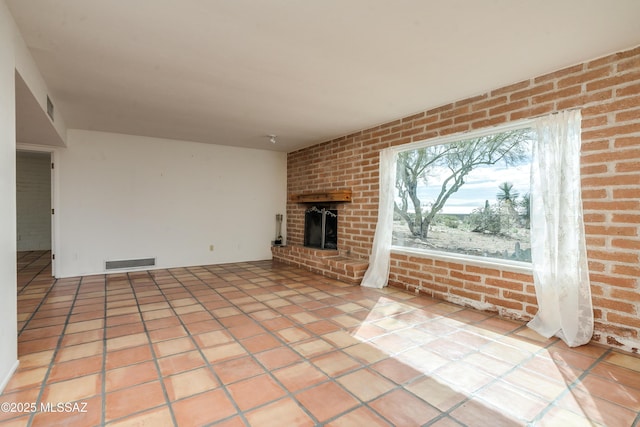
xmin=46 ymin=95 xmax=54 ymax=121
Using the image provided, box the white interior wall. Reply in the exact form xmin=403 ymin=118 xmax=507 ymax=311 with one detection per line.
xmin=55 ymin=130 xmax=287 ymax=277
xmin=16 ymin=151 xmax=51 ymax=251
xmin=12 ymin=16 xmax=66 ymax=144
xmin=0 ymin=0 xmax=18 ymax=393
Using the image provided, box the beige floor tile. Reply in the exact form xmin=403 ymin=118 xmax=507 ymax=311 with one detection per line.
xmin=164 ymin=367 xmax=219 ymax=400
xmin=201 ymin=342 xmax=247 ymax=363
xmin=106 ymin=333 xmax=149 ymax=352
xmin=407 ymin=376 xmax=467 ymax=411
xmin=153 ymin=336 xmax=195 ymax=357
xmin=295 ymin=382 xmax=359 ymax=423
xmin=245 ymin=397 xmax=315 ymax=427
xmin=227 ymin=374 xmax=286 ymax=411
xmin=42 ymin=373 xmax=101 ymax=403
xmin=370 ymin=389 xmax=441 ymax=426
xmin=105 ymin=406 xmax=174 ymax=427
xmin=325 ymin=406 xmax=392 ymax=427
xmin=337 ymin=368 xmax=395 ymax=401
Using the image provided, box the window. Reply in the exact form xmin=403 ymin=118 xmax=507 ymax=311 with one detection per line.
xmin=392 ymin=125 xmax=534 ymax=263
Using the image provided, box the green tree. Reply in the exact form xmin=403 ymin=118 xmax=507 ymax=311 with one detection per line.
xmin=497 ymin=181 xmax=520 ymax=225
xmin=394 ymin=129 xmax=531 ymax=239
xmin=469 ymin=200 xmax=502 ymax=234
xmin=497 ymin=182 xmax=520 ymax=206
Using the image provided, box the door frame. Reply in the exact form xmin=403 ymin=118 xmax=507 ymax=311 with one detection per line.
xmin=16 ymin=143 xmax=57 ymax=277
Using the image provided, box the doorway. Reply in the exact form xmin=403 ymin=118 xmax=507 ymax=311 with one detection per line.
xmin=16 ymin=150 xmax=53 ymax=277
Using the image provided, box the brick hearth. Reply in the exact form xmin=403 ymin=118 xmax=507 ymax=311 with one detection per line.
xmin=271 ymin=245 xmax=368 ymax=285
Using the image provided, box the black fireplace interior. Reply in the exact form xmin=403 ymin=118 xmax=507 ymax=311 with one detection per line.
xmin=304 ymin=206 xmax=337 ymax=250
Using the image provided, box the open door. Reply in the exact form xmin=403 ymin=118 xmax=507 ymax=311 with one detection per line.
xmin=16 ymin=150 xmax=54 ymax=276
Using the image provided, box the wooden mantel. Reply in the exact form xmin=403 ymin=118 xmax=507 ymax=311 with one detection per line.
xmin=289 ymin=189 xmax=352 ymax=203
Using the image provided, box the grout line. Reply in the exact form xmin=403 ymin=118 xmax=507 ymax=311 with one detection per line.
xmin=154 ymin=266 xmax=281 ymax=426
xmin=100 ymin=274 xmax=108 ymax=426
xmin=16 ymin=251 xmax=52 ymax=293
xmin=528 ymin=347 xmax=613 ymax=425
xmin=117 ymin=271 xmax=180 ymax=427
xmin=16 ymin=253 xmax=56 ymax=336
xmin=197 ymin=262 xmax=377 ymax=423
xmin=17 ymin=277 xmax=58 ymax=337
xmin=103 ymin=272 xmax=187 ymax=424
xmin=25 ymin=275 xmax=84 ymax=427
xmin=191 ymin=263 xmax=414 ymax=426
xmin=167 ymin=265 xmax=313 ymax=425
xmin=16 ymin=250 xmax=49 ymax=274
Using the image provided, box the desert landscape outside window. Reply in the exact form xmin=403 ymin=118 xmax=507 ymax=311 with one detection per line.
xmin=392 ymin=126 xmax=534 ymax=263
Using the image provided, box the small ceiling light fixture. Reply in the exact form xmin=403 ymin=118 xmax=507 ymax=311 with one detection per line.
xmin=268 ymin=134 xmax=277 ymax=144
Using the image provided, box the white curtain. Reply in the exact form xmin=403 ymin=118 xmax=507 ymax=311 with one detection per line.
xmin=361 ymin=148 xmax=397 ymax=288
xmin=528 ymin=110 xmax=593 ymax=347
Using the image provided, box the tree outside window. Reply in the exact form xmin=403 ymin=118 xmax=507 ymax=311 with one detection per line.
xmin=392 ymin=127 xmax=533 ymax=262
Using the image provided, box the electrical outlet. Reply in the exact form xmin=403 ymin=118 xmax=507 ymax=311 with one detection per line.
xmin=209 ymin=245 xmax=214 ymax=252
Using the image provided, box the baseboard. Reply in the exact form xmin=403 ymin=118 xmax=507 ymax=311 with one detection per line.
xmin=0 ymin=359 xmax=19 ymax=395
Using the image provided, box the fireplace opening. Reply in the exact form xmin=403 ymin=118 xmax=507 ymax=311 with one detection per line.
xmin=304 ymin=206 xmax=337 ymax=250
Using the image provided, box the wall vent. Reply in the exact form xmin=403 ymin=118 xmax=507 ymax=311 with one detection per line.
xmin=105 ymin=257 xmax=156 ymax=270
xmin=46 ymin=95 xmax=54 ymax=121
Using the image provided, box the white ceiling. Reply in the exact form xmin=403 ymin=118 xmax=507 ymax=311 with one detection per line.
xmin=8 ymin=0 xmax=640 ymax=152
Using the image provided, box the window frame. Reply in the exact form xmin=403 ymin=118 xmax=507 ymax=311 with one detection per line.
xmin=389 ymin=118 xmax=536 ymax=272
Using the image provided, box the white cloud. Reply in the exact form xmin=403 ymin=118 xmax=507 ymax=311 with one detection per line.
xmin=414 ymin=163 xmax=531 ymax=214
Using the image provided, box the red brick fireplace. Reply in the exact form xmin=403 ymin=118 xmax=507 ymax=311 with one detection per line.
xmin=271 ymin=189 xmax=369 ymax=284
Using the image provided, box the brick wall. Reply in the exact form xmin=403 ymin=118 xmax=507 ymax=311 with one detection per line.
xmin=286 ymin=46 xmax=640 ymax=352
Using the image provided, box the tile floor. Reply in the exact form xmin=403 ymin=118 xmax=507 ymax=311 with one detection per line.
xmin=2 ymin=251 xmax=640 ymax=426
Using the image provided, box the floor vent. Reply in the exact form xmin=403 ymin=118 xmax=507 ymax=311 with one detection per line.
xmin=105 ymin=258 xmax=156 ymax=270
